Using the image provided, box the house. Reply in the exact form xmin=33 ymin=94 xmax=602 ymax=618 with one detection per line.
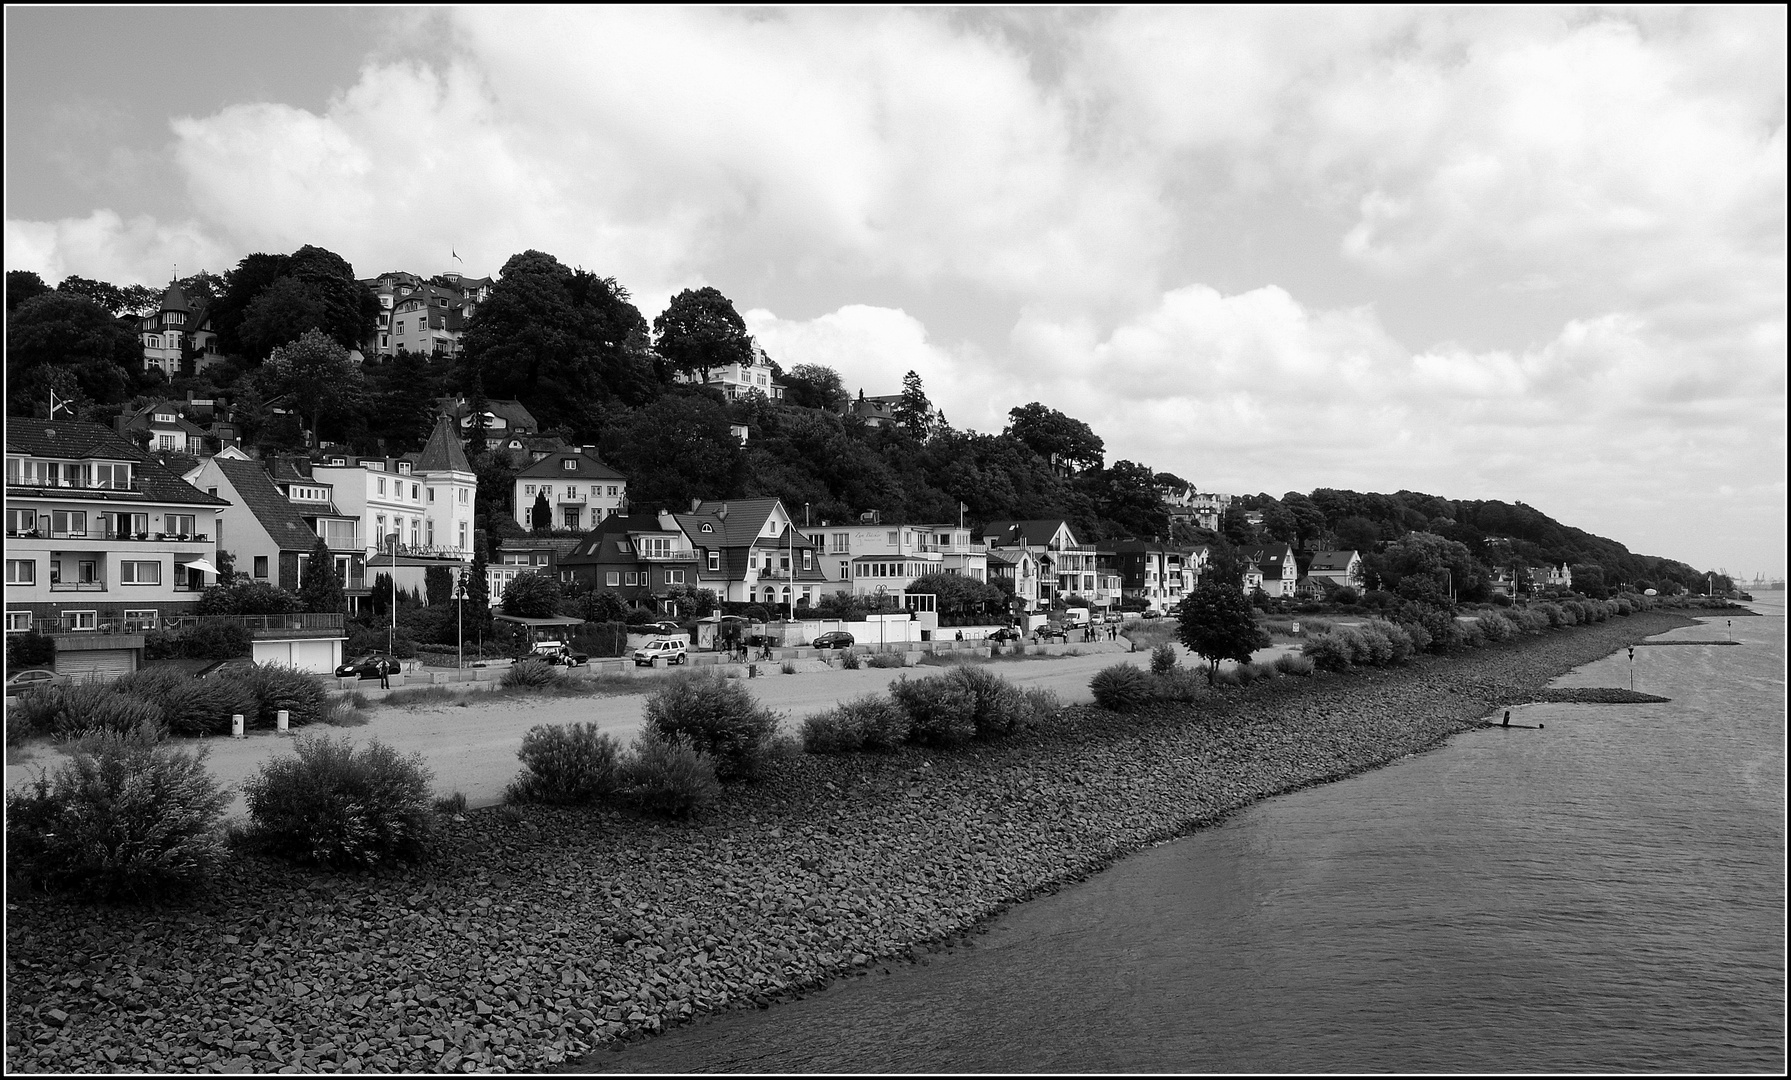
xmin=1528 ymin=563 xmax=1573 ymax=590
xmin=1112 ymin=540 xmax=1197 ymax=613
xmin=185 ymin=455 xmax=366 ymax=602
xmin=1304 ymin=549 xmax=1363 ymax=590
xmin=803 ymin=518 xmax=989 ymax=594
xmin=364 ymin=270 xmax=494 ymax=358
xmin=115 ymin=399 xmax=207 ymax=456
xmin=849 ymin=390 xmax=904 ymax=427
xmin=981 ymin=519 xmax=1102 ymax=612
xmin=512 ymin=446 xmax=627 ymax=532
xmin=5 ymin=417 xmax=229 ymax=678
xmin=984 ymin=550 xmax=1039 ymax=611
xmin=135 ymin=281 xmax=225 ymax=378
xmin=433 ymin=396 xmax=540 ymax=453
xmin=311 ymin=415 xmax=479 ymax=561
xmin=556 ymin=513 xmax=700 ymax=609
xmin=1244 ymin=542 xmax=1299 ymax=598
xmin=673 ymin=498 xmax=830 ymax=611
xmin=675 ymin=348 xmax=785 ymax=401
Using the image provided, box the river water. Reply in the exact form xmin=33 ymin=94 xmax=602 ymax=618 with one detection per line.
xmin=611 ymin=599 xmax=1786 ymax=1073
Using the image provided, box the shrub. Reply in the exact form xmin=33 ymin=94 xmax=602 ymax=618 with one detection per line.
xmin=1021 ymin=686 xmax=1062 ymax=723
xmin=10 ymin=682 xmax=167 ymax=741
xmin=1149 ymin=643 xmax=1178 ymax=675
xmin=321 ymin=698 xmax=370 ymax=727
xmin=1536 ymin=602 xmax=1566 ymax=628
xmin=5 ymin=723 xmax=228 ymax=903
xmin=1477 ymin=612 xmax=1515 ymax=643
xmin=115 ymin=668 xmax=257 ymax=738
xmin=1365 ymin=619 xmax=1415 ymax=664
xmin=434 ymin=791 xmax=467 ymax=814
xmin=1302 ymin=631 xmax=1355 ymax=672
xmin=801 ymin=708 xmax=863 ymax=754
xmin=839 ymin=650 xmax=861 ymax=670
xmin=5 ymin=628 xmax=57 ymax=671
xmin=846 ymin=693 xmax=911 ymax=750
xmin=1153 ymin=667 xmax=1208 ymax=702
xmin=1274 ymin=653 xmax=1316 ymax=677
xmin=1090 ymin=664 xmax=1156 ymax=713
xmin=1613 ymin=598 xmax=1633 ymax=617
xmin=506 ymin=723 xmax=623 ymax=805
xmin=501 ymin=658 xmax=560 ymax=689
xmin=888 ymin=675 xmax=978 ymax=746
xmin=242 ymin=735 xmax=438 ymax=868
xmin=643 ymin=671 xmax=781 ymax=781
xmin=618 ymin=731 xmax=720 ymax=820
xmin=944 ymin=665 xmax=1035 ymax=738
xmin=1399 ymin=619 xmax=1434 ymax=654
xmin=780 ymin=660 xmax=797 ymax=675
xmin=1211 ymin=666 xmax=1243 ymax=687
xmin=866 ymin=652 xmax=906 ymax=669
xmin=240 ymin=664 xmax=329 ymax=728
xmin=1231 ymin=661 xmax=1260 ymax=686
xmin=1352 ymin=623 xmax=1394 ymax=666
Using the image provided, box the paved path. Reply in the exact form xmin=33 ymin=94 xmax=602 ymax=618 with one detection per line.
xmin=3 ymin=641 xmax=1299 ymax=819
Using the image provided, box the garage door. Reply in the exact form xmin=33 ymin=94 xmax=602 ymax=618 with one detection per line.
xmin=288 ymin=639 xmax=338 ymax=674
xmin=56 ymin=649 xmax=135 ymax=682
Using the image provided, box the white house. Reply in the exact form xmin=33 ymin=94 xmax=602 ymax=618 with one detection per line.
xmin=513 ymin=446 xmax=627 ymax=532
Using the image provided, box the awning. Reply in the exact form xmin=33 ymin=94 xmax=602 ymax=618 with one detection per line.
xmin=181 ymin=558 xmax=220 ymax=575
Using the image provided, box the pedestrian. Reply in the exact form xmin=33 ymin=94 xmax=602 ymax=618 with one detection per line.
xmin=378 ymin=656 xmax=391 ymax=690
xmin=956 ymin=629 xmax=964 ymax=642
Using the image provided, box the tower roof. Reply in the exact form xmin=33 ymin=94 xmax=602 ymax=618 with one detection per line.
xmin=158 ymin=280 xmax=192 ymax=314
xmin=414 ymin=413 xmax=473 ymax=473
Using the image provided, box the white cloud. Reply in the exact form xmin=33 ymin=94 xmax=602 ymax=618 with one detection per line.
xmin=4 ymin=209 xmax=228 ymax=286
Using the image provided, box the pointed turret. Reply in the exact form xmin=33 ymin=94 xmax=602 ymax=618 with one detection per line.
xmin=415 ymin=413 xmax=473 ymax=473
xmin=158 ymin=280 xmax=192 ymax=315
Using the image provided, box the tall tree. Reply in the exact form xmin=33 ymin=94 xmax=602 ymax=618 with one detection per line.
xmin=894 ymin=370 xmax=933 ymax=436
xmin=652 ymin=285 xmax=755 ymax=384
xmin=5 ymin=290 xmax=138 ymax=413
xmin=1085 ymin=459 xmax=1168 ymax=539
xmin=1005 ymin=402 xmax=1104 ymax=473
xmin=1176 ymin=579 xmax=1270 ymax=685
xmin=260 ymin=329 xmax=366 ymax=442
xmin=298 ymin=536 xmax=346 ymax=614
xmin=6 ymin=270 xmax=51 ymax=313
xmin=783 ymin=363 xmax=847 ymax=411
xmin=238 ymin=277 xmax=328 ymax=361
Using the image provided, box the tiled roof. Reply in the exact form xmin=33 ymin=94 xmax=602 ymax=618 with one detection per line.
xmin=674 ymin=499 xmax=784 ymax=549
xmin=414 ymin=414 xmax=472 ymax=473
xmin=437 ymin=397 xmax=538 ymax=433
xmin=515 ymin=448 xmax=627 ymax=481
xmin=216 ymin=458 xmax=319 ymax=552
xmin=561 ymin=514 xmax=667 ymax=563
xmin=1306 ymin=550 xmax=1358 ymax=572
xmin=981 ymin=519 xmax=1079 ymax=549
xmin=6 ymin=418 xmax=227 ymax=506
xmin=1245 ymin=543 xmax=1295 ymax=570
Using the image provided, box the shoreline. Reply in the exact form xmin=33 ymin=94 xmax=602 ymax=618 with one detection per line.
xmin=4 ymin=608 xmax=1700 ymax=1074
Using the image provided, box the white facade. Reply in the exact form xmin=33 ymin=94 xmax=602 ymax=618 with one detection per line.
xmin=805 ymin=522 xmax=987 ymax=596
xmin=314 ymin=458 xmax=476 ymax=560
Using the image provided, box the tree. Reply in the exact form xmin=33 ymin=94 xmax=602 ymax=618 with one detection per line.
xmin=425 ymin=565 xmax=453 ymax=606
xmin=893 ymin=370 xmax=933 ymax=435
xmin=5 ymin=290 xmax=139 ymax=413
xmin=783 ymin=364 xmax=847 ymax=412
xmin=1375 ymin=531 xmax=1482 ymax=603
xmin=466 ymin=545 xmax=492 ymax=638
xmin=530 ymin=491 xmax=552 ymax=531
xmin=261 ymin=329 xmax=366 ymax=443
xmin=1005 ymin=403 xmax=1104 ymax=473
xmin=298 ymin=537 xmax=346 ymax=614
xmin=662 ymin=584 xmax=718 ymax=618
xmin=238 ymin=277 xmax=328 ymax=362
xmin=6 ymin=270 xmax=51 ymax=313
xmin=602 ymin=389 xmax=747 ymax=511
xmin=1176 ymin=580 xmax=1270 ymax=685
xmin=196 ymin=580 xmax=300 ymax=616
xmin=502 ymin=570 xmax=563 ymax=618
xmin=1087 ymin=460 xmax=1167 ymax=539
xmin=652 ymin=286 xmax=755 ymax=384
xmin=904 ymin=572 xmax=1006 ymax=618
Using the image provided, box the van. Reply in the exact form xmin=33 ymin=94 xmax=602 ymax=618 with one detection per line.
xmin=1063 ymin=606 xmax=1091 ymax=629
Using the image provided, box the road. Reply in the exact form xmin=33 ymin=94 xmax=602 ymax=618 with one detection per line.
xmin=3 ymin=640 xmax=1297 ymax=818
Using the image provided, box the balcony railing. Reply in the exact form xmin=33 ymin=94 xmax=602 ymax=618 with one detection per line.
xmin=7 ymin=529 xmax=210 ymax=543
xmin=5 ymin=477 xmax=146 ymax=495
xmin=638 ymin=550 xmax=698 ymax=562
xmin=49 ymin=581 xmax=106 ymax=592
xmin=163 ymin=613 xmax=345 ymax=633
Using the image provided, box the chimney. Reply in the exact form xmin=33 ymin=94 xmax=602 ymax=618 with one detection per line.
xmin=717 ymin=504 xmax=729 ymax=521
xmin=689 ymin=497 xmax=701 ymax=513
xmin=581 ymin=445 xmax=597 ymax=459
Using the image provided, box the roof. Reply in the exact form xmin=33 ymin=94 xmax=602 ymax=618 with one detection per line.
xmin=215 ymin=458 xmax=319 ymax=550
xmin=120 ymin=401 xmax=206 ymax=437
xmin=438 ymin=397 xmax=538 ymax=433
xmin=157 ymin=281 xmax=192 ymax=315
xmin=515 ymin=447 xmax=627 ymax=481
xmin=674 ymin=499 xmax=784 ymax=549
xmin=1245 ymin=543 xmax=1295 ymax=569
xmin=1306 ymin=549 xmax=1359 ymax=572
xmin=414 ymin=414 xmax=472 ymax=473
xmin=6 ymin=418 xmax=227 ymax=506
xmin=560 ymin=514 xmax=671 ymax=564
xmin=981 ymin=519 xmax=1079 ymax=549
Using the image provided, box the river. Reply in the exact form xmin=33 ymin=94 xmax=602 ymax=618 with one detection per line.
xmin=608 ymin=598 xmax=1786 ymax=1073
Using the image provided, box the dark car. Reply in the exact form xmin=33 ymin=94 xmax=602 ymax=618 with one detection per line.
xmin=988 ymin=626 xmax=1021 ymax=642
xmin=811 ymin=631 xmax=855 ymax=650
xmin=336 ymin=655 xmax=397 ymax=679
xmin=197 ymin=658 xmax=258 ymax=680
xmin=1036 ymin=625 xmax=1070 ymax=643
xmin=645 ymin=621 xmax=685 ymax=637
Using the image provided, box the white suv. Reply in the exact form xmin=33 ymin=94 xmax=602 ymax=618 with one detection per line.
xmin=631 ymin=638 xmax=688 ymax=667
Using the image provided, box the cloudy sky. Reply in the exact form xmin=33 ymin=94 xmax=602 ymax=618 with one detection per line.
xmin=6 ymin=6 xmax=1785 ymax=578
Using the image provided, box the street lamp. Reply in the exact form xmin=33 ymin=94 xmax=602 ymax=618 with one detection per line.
xmin=385 ymin=532 xmax=400 ymax=655
xmin=876 ymin=584 xmax=887 ymax=653
xmin=454 ymin=568 xmax=467 ymax=670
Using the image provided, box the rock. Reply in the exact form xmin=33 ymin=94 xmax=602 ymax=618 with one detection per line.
xmin=44 ymin=1009 xmax=69 ymax=1027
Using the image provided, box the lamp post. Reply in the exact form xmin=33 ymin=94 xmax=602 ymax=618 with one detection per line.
xmin=454 ymin=568 xmax=466 ymax=670
xmin=876 ymin=584 xmax=887 ymax=653
xmin=386 ymin=532 xmax=399 ymax=655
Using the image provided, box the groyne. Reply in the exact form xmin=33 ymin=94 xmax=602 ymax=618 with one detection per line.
xmin=3 ymin=609 xmax=1694 ymax=1074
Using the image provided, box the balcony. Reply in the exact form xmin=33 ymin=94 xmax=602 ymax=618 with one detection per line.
xmin=7 ymin=529 xmax=210 ymax=543
xmin=48 ymin=581 xmax=107 ymax=592
xmin=637 ymin=549 xmax=698 ymax=562
xmin=5 ymin=477 xmax=147 ymax=496
xmin=163 ymin=613 xmax=346 ymax=636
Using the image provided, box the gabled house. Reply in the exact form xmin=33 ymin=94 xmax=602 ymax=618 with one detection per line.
xmin=135 ymin=281 xmax=224 ymax=378
xmin=1111 ymin=540 xmax=1197 ymax=614
xmin=1304 ymin=549 xmax=1362 ymax=590
xmin=311 ymin=415 xmax=478 ymax=561
xmin=849 ymin=390 xmax=904 ymax=427
xmin=981 ymin=519 xmax=1097 ymax=611
xmin=434 ymin=396 xmax=540 ymax=452
xmin=116 ymin=399 xmax=207 ymax=456
xmin=1244 ymin=542 xmax=1299 ymax=598
xmin=557 ymin=513 xmax=699 ymax=609
xmin=185 ymin=456 xmax=366 ymax=600
xmin=489 ymin=536 xmax=583 ymax=603
xmin=672 ymin=499 xmax=829 ymax=611
xmin=513 ymin=446 xmax=627 ymax=532
xmin=675 ymin=348 xmax=785 ymax=401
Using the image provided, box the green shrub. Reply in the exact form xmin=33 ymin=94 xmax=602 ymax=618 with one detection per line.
xmin=1152 ymin=666 xmax=1208 ymax=702
xmin=115 ymin=667 xmax=257 ymax=738
xmin=838 ymin=650 xmax=861 ymax=670
xmin=866 ymin=652 xmax=906 ymax=669
xmin=10 ymin=682 xmax=167 ymax=741
xmin=1536 ymin=602 xmax=1566 ymax=628
xmin=1211 ymin=666 xmax=1243 ymax=687
xmin=1399 ymin=619 xmax=1434 ymax=653
xmin=1231 ymin=660 xmax=1260 ymax=686
xmin=321 ymin=698 xmax=371 ymax=727
xmin=1459 ymin=618 xmax=1487 ymax=648
xmin=801 ymin=708 xmax=863 ymax=754
xmin=5 ymin=629 xmax=57 ymax=671
xmin=240 ymin=664 xmax=329 ymax=728
xmin=1302 ymin=631 xmax=1355 ymax=672
xmin=618 ymin=731 xmax=720 ymax=820
xmin=803 ymin=694 xmax=911 ymax=754
xmin=1090 ymin=664 xmax=1155 ymax=713
xmin=1477 ymin=612 xmax=1516 ymax=642
xmin=5 ymin=723 xmax=228 ymax=903
xmin=780 ymin=660 xmax=797 ymax=675
xmin=242 ymin=735 xmax=438 ymax=868
xmin=506 ymin=723 xmax=623 ymax=805
xmin=888 ymin=675 xmax=977 ymax=746
xmin=1365 ymin=619 xmax=1415 ymax=664
xmin=1613 ymin=598 xmax=1633 ymax=617
xmin=1273 ymin=653 xmax=1316 ymax=677
xmin=1247 ymin=661 xmax=1281 ymax=681
xmin=500 ymin=658 xmax=560 ymax=689
xmin=643 ymin=671 xmax=781 ymax=781
xmin=1021 ymin=686 xmax=1062 ymax=723
xmin=1352 ymin=624 xmax=1394 ymax=666
xmin=943 ymin=665 xmax=1035 ymax=738
xmin=1149 ymin=643 xmax=1178 ymax=675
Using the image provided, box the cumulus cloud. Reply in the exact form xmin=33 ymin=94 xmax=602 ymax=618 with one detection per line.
xmin=4 ymin=209 xmax=229 ymax=287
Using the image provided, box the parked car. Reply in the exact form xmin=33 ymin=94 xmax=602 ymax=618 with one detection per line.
xmin=531 ymin=640 xmax=589 ymax=666
xmin=1036 ymin=625 xmax=1070 ymax=643
xmin=644 ymin=620 xmax=686 ymax=637
xmin=4 ymin=668 xmax=65 ymax=695
xmin=335 ymin=655 xmax=397 ymax=679
xmin=1141 ymin=610 xmax=1163 ymax=619
xmin=811 ymin=630 xmax=855 ymax=650
xmin=632 ymin=638 xmax=688 ymax=667
xmin=197 ymin=658 xmax=259 ymax=680
xmin=988 ymin=626 xmax=1021 ymax=642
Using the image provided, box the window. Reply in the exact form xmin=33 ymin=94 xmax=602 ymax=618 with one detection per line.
xmin=77 ymin=559 xmax=98 ymax=583
xmin=608 ymin=486 xmax=618 ymax=497
xmin=625 ymin=572 xmax=639 ymax=587
xmin=887 ymin=531 xmax=899 ymax=545
xmin=664 ymin=569 xmax=686 ymax=585
xmin=254 ymin=556 xmax=269 ymax=579
xmin=165 ymin=513 xmax=195 ymax=535
xmin=606 ymin=572 xmax=620 ymax=587
xmin=459 ymin=523 xmax=467 ymax=550
xmin=708 ymin=551 xmax=720 ymax=572
xmin=410 ymin=485 xmax=419 ymax=500
xmin=121 ymin=561 xmax=162 ymax=585
xmin=5 ymin=559 xmax=34 ymax=584
xmin=399 ymin=462 xmax=412 ymax=475
xmin=458 ymin=488 xmax=468 ymax=504
xmin=565 ymin=485 xmax=579 ymax=500
xmin=396 ymin=321 xmax=404 ymax=333
xmin=377 ymin=477 xmax=386 ymax=496
xmin=410 ymin=519 xmax=420 ymax=547
xmin=375 ymin=514 xmax=386 ymax=540
xmin=803 ymin=550 xmax=812 ymax=571
xmin=562 ymin=459 xmax=577 ymax=471
xmin=700 ymin=523 xmax=713 ymax=534
xmin=525 ymin=485 xmax=536 ymax=496
xmin=6 ymin=509 xmax=38 ymax=533
xmin=591 ymin=485 xmax=601 ymax=498
xmin=427 ymin=487 xmax=436 ymax=503
xmin=425 ymin=520 xmax=434 ymax=546
xmin=561 ymin=507 xmax=580 ymax=529
xmin=67 ymin=611 xmax=97 ymax=631
xmin=5 ymin=611 xmax=30 ymax=632
xmin=123 ymin=609 xmax=158 ymax=630
xmin=832 ymin=533 xmax=848 ymax=553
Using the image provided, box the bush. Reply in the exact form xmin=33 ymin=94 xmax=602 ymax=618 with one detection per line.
xmin=240 ymin=664 xmax=330 ymax=729
xmin=866 ymin=652 xmax=906 ymax=669
xmin=1536 ymin=602 xmax=1567 ymax=628
xmin=1302 ymin=631 xmax=1355 ymax=672
xmin=943 ymin=665 xmax=1036 ymax=738
xmin=501 ymin=658 xmax=560 ymax=689
xmin=242 ymin=735 xmax=438 ymax=868
xmin=115 ymin=668 xmax=258 ymax=738
xmin=832 ymin=694 xmax=910 ymax=752
xmin=1353 ymin=623 xmax=1394 ymax=666
xmin=1399 ymin=619 xmax=1434 ymax=654
xmin=1274 ymin=653 xmax=1316 ymax=677
xmin=8 ymin=682 xmax=166 ymax=741
xmin=1090 ymin=664 xmax=1156 ymax=713
xmin=1247 ymin=661 xmax=1281 ymax=681
xmin=1613 ymin=598 xmax=1633 ymax=617
xmin=1365 ymin=619 xmax=1415 ymax=664
xmin=5 ymin=628 xmax=57 ymax=672
xmin=5 ymin=723 xmax=228 ymax=903
xmin=1231 ymin=660 xmax=1260 ymax=686
xmin=1152 ymin=666 xmax=1208 ymax=702
xmin=887 ymin=675 xmax=978 ymax=746
xmin=1211 ymin=666 xmax=1242 ymax=687
xmin=506 ymin=723 xmax=623 ymax=805
xmin=1149 ymin=642 xmax=1178 ymax=675
xmin=643 ymin=671 xmax=781 ymax=781
xmin=618 ymin=731 xmax=720 ymax=820
xmin=801 ymin=708 xmax=864 ymax=754
xmin=780 ymin=660 xmax=797 ymax=675
xmin=838 ymin=650 xmax=861 ymax=670
xmin=1477 ymin=612 xmax=1516 ymax=642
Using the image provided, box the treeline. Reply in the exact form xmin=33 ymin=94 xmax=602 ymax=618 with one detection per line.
xmin=3 ymin=247 xmax=1720 ymax=595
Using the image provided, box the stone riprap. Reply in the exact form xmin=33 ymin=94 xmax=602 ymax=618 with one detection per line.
xmin=4 ymin=610 xmax=1693 ymax=1074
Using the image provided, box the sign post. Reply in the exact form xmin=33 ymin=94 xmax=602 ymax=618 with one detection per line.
xmin=1628 ymin=646 xmax=1635 ymax=692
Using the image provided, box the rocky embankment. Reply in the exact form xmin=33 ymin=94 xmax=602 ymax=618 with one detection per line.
xmin=4 ymin=610 xmax=1693 ymax=1074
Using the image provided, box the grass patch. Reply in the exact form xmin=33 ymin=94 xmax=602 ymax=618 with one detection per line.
xmin=375 ymin=684 xmax=464 ymax=709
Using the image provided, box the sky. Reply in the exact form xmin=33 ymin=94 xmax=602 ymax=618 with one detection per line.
xmin=5 ymin=6 xmax=1785 ymax=579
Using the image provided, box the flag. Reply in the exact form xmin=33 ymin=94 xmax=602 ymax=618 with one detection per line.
xmin=451 ymin=249 xmax=463 ymax=263
xmin=48 ymin=390 xmax=71 ymax=419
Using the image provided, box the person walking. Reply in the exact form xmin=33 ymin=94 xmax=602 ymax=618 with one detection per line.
xmin=377 ymin=656 xmax=391 ymax=689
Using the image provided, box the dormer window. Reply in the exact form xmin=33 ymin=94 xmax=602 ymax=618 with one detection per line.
xmin=154 ymin=413 xmax=176 ymax=423
xmin=700 ymin=523 xmax=713 ymax=534
xmin=398 ymin=462 xmax=411 ymax=475
xmin=561 ymin=459 xmax=577 ymax=471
